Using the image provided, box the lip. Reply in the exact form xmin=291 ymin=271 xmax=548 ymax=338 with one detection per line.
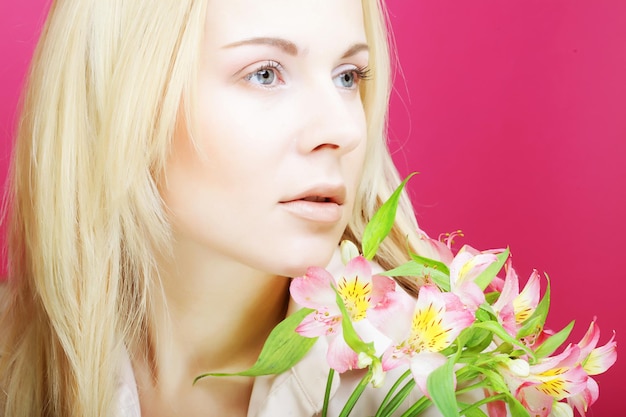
xmin=279 ymin=184 xmax=347 ymax=223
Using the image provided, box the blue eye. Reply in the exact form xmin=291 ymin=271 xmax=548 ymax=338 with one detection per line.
xmin=333 ymin=66 xmax=371 ymax=89
xmin=245 ymin=61 xmax=283 ymax=87
xmin=248 ymin=68 xmax=276 ymax=85
xmin=335 ymin=72 xmax=356 ymax=88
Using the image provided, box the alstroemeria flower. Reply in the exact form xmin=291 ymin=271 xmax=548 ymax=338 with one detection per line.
xmin=448 ymin=245 xmax=498 ymax=312
xmin=414 ymin=229 xmax=459 ymax=265
xmin=567 ymin=320 xmax=617 ymax=416
xmin=503 ymin=345 xmax=587 ymax=417
xmin=290 ymin=256 xmax=399 ymax=372
xmin=492 ymin=261 xmax=541 ymax=338
xmin=376 ymin=285 xmax=475 ymax=395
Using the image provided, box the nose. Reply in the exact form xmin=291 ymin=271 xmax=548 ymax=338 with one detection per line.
xmin=295 ymin=80 xmax=366 ymax=156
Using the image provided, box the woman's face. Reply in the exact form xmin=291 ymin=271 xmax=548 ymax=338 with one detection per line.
xmin=162 ymin=0 xmax=369 ymax=277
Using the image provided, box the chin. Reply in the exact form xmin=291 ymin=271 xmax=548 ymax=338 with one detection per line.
xmin=275 ymin=239 xmax=340 ymax=278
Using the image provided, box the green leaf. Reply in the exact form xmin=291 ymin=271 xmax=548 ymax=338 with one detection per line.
xmin=427 ymin=357 xmax=460 ymax=417
xmin=408 ymin=253 xmax=451 ymax=291
xmin=475 ymin=305 xmax=494 ymax=322
xmin=484 ymin=291 xmax=501 ymax=305
xmin=362 ymin=173 xmax=417 ymax=260
xmin=474 ymin=321 xmax=535 ymax=360
xmin=457 ymin=404 xmax=489 ymax=417
xmin=477 ymin=368 xmax=509 ymax=394
xmin=534 ymin=320 xmax=575 ymax=359
xmin=382 ymin=259 xmax=450 ymax=291
xmin=474 ymin=248 xmax=509 ymax=291
xmin=463 ymin=327 xmax=494 ymax=353
xmin=194 ymin=308 xmax=317 ymax=382
xmin=516 ymin=275 xmax=550 ymax=341
xmin=409 ymin=253 xmax=451 ymax=276
xmin=334 ymin=286 xmax=376 ymax=356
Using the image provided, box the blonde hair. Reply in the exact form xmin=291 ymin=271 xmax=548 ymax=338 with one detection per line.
xmin=0 ymin=1 xmax=429 ymax=415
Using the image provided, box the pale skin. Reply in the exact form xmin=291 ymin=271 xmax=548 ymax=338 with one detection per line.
xmin=134 ymin=0 xmax=370 ymax=416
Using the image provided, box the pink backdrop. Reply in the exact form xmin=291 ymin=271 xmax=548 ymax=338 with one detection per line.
xmin=1 ymin=1 xmax=624 ymax=414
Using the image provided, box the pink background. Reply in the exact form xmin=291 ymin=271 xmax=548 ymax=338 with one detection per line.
xmin=1 ymin=1 xmax=625 ymax=414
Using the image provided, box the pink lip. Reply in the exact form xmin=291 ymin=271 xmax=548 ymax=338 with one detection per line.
xmin=279 ymin=184 xmax=346 ymax=223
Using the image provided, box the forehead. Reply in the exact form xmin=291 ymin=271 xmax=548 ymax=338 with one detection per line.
xmin=204 ymin=0 xmax=367 ymax=49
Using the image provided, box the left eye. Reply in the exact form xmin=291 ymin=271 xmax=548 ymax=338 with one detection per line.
xmin=334 ymin=71 xmax=357 ymax=88
xmin=333 ymin=66 xmax=370 ymax=89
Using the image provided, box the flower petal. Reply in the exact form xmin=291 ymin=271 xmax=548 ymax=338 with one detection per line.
xmin=514 ymin=269 xmax=541 ymax=324
xmin=550 ymin=401 xmax=574 ymax=417
xmin=340 ymin=240 xmax=360 ymax=265
xmin=370 ymin=288 xmax=415 ymax=343
xmin=409 ymin=351 xmax=450 ymax=398
xmin=584 ymin=332 xmax=617 ymax=375
xmin=369 ymin=274 xmax=397 ymax=307
xmin=450 ymin=248 xmax=498 ymax=288
xmin=290 ymin=267 xmax=337 ymax=310
xmin=342 ymin=255 xmax=373 ymax=284
xmin=326 ymin=334 xmax=359 ymax=373
xmin=295 ymin=308 xmax=341 ymax=337
xmin=516 ymin=383 xmax=553 ymax=417
xmin=567 ymin=377 xmax=598 ymax=417
xmin=576 ymin=320 xmax=600 ymax=359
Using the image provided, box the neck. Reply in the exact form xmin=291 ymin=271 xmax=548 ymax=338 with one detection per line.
xmin=143 ymin=237 xmax=290 ymax=390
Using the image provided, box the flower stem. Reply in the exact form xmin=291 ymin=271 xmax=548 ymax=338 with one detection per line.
xmin=377 ymin=378 xmax=416 ymax=417
xmin=338 ymin=368 xmax=373 ymax=417
xmin=322 ymin=369 xmax=335 ymax=417
xmin=458 ymin=393 xmax=507 ymax=415
xmin=374 ymin=369 xmax=412 ymax=417
xmin=455 ymin=380 xmax=488 ymax=395
xmin=398 ymin=395 xmax=431 ymax=417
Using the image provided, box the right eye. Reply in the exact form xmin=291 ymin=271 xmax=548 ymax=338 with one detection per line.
xmin=244 ymin=61 xmax=284 ymax=87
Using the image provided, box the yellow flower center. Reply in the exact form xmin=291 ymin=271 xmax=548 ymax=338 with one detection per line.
xmin=337 ymin=277 xmax=372 ymax=322
xmin=409 ymin=303 xmax=450 ymax=352
xmin=536 ymin=367 xmax=570 ymax=399
xmin=513 ymin=299 xmax=533 ymax=323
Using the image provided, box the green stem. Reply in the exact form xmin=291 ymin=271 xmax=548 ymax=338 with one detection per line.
xmin=374 ymin=369 xmax=412 ymax=417
xmin=454 ymin=380 xmax=488 ymax=396
xmin=377 ymin=378 xmax=416 ymax=417
xmin=321 ymin=368 xmax=335 ymax=417
xmin=459 ymin=393 xmax=507 ymax=415
xmin=338 ymin=368 xmax=373 ymax=417
xmin=398 ymin=395 xmax=431 ymax=417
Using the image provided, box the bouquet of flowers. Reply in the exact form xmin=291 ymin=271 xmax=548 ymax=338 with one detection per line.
xmin=196 ymin=175 xmax=617 ymax=417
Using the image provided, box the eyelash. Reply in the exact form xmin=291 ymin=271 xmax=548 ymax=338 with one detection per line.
xmin=244 ymin=61 xmax=372 ymax=88
xmin=351 ymin=65 xmax=372 ymax=82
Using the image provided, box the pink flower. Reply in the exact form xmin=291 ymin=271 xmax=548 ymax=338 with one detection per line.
xmin=290 ymin=256 xmax=399 ymax=372
xmin=492 ymin=261 xmax=541 ymax=338
xmin=448 ymin=245 xmax=498 ymax=312
xmin=567 ymin=320 xmax=617 ymax=416
xmin=413 ymin=229 xmax=458 ymax=265
xmin=376 ymin=285 xmax=475 ymax=395
xmin=502 ymin=346 xmax=587 ymax=417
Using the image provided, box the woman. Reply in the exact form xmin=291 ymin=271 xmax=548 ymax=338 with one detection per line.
xmin=0 ymin=0 xmax=441 ymax=416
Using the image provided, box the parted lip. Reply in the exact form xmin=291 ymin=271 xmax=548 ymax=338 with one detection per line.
xmin=279 ymin=184 xmax=347 ymax=205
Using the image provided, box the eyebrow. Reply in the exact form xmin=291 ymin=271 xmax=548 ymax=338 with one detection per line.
xmin=222 ymin=37 xmax=299 ymax=55
xmin=340 ymin=43 xmax=369 ymax=59
xmin=221 ymin=37 xmax=369 ymax=58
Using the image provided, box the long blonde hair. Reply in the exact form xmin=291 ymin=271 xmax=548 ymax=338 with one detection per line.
xmin=0 ymin=1 xmax=429 ymax=416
